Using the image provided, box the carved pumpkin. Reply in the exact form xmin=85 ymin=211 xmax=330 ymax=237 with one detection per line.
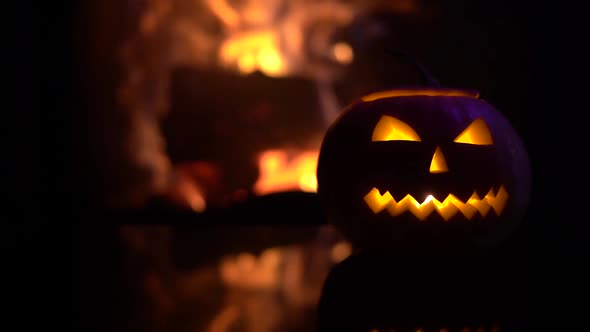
xmin=316 ymin=57 xmax=531 ymax=252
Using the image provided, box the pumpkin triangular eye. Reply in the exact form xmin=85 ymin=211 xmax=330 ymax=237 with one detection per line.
xmin=372 ymin=115 xmax=421 ymax=142
xmin=453 ymin=118 xmax=493 ymax=145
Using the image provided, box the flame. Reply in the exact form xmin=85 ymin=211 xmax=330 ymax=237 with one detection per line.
xmin=173 ymin=175 xmax=207 ymax=212
xmin=219 ymin=30 xmax=289 ymax=77
xmin=118 ymin=0 xmax=424 ymax=206
xmin=209 ymin=0 xmax=357 ymax=78
xmin=205 ymin=0 xmax=240 ymax=28
xmin=253 ymin=149 xmax=319 ymax=195
xmin=364 ymin=186 xmax=508 ymax=221
xmin=166 ymin=162 xmax=224 ymax=212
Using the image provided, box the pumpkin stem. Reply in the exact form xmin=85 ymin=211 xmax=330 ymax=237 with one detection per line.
xmin=386 ymin=49 xmax=441 ymax=87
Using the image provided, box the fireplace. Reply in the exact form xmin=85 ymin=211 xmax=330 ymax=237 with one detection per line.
xmin=72 ymin=0 xmax=529 ymax=331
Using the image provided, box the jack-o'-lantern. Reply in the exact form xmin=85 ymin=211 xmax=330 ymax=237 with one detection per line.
xmin=316 ymin=56 xmax=531 ymax=252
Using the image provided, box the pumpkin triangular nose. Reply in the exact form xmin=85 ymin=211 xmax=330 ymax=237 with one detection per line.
xmin=430 ymin=146 xmax=448 ymax=173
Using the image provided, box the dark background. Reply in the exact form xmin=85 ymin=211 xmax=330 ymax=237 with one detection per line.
xmin=9 ymin=0 xmax=589 ymax=330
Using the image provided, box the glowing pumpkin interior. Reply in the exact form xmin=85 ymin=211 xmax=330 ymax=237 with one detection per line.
xmin=364 ymin=114 xmax=507 ymax=221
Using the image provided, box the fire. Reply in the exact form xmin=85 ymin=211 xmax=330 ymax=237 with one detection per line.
xmin=209 ymin=0 xmax=357 ymax=78
xmin=165 ymin=161 xmax=224 ymax=212
xmin=120 ymin=0 xmax=424 ymax=207
xmin=219 ymin=30 xmax=288 ymax=77
xmin=254 ymin=149 xmax=319 ymax=195
xmin=180 ymin=180 xmax=207 ymax=212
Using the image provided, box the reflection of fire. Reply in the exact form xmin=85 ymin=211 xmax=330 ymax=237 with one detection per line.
xmin=119 ymin=224 xmax=350 ymax=332
xmin=253 ymin=149 xmax=319 ymax=195
xmin=220 ymin=248 xmax=282 ymax=289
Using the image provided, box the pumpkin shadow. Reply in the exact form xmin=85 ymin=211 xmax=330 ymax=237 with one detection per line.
xmin=316 ymin=251 xmax=528 ymax=332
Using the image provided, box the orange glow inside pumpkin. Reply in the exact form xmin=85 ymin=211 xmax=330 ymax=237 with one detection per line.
xmin=364 ymin=116 xmax=503 ymax=220
xmin=372 ymin=115 xmax=421 ymax=142
xmin=364 ymin=186 xmax=508 ymax=221
xmin=454 ymin=118 xmax=494 ymax=145
xmin=361 ymin=89 xmax=480 ymax=102
xmin=429 ymin=146 xmax=448 ymax=173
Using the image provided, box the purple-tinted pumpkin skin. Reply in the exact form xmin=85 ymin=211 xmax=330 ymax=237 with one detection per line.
xmin=316 ymin=87 xmax=531 ymax=253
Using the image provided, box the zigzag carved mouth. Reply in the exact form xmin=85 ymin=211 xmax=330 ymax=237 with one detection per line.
xmin=364 ymin=186 xmax=508 ymax=221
